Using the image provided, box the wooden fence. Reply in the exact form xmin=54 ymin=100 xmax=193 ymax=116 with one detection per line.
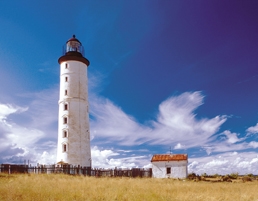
xmin=0 ymin=164 xmax=152 ymax=178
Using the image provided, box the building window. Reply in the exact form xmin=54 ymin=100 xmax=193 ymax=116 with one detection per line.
xmin=63 ymin=130 xmax=68 ymax=138
xmin=65 ymin=77 xmax=68 ymax=82
xmin=65 ymin=63 xmax=68 ymax=69
xmin=166 ymin=167 xmax=171 ymax=174
xmin=63 ymin=144 xmax=67 ymax=152
xmin=63 ymin=117 xmax=68 ymax=124
xmin=65 ymin=90 xmax=68 ymax=95
xmin=64 ymin=103 xmax=68 ymax=110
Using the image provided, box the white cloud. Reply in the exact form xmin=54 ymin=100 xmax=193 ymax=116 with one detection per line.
xmin=205 ymin=159 xmax=229 ymax=169
xmin=0 ymin=104 xmax=33 ymax=153
xmin=0 ymin=88 xmax=58 ymax=165
xmin=250 ymin=157 xmax=258 ymax=164
xmin=222 ymin=130 xmax=244 ymax=144
xmin=174 ymin=143 xmax=185 ymax=149
xmin=0 ymin=105 xmax=48 ymax=164
xmin=201 ymin=129 xmax=253 ymax=155
xmin=91 ymin=146 xmax=148 ymax=168
xmin=188 ymin=152 xmax=258 ymax=175
xmin=203 ymin=141 xmax=247 ymax=155
xmin=246 ymin=123 xmax=258 ymax=134
xmin=248 ymin=141 xmax=258 ymax=148
xmin=35 ymin=150 xmax=56 ymax=165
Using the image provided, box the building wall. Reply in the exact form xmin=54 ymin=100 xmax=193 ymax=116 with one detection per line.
xmin=56 ymin=60 xmax=91 ymax=167
xmin=152 ymin=161 xmax=188 ymax=179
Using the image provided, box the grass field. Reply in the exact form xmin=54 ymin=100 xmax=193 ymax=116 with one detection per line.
xmin=0 ymin=174 xmax=258 ymax=201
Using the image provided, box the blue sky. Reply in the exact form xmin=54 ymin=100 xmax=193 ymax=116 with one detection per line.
xmin=1 ymin=0 xmax=258 ymax=174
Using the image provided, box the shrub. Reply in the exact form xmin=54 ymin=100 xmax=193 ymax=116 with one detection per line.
xmin=201 ymin=173 xmax=207 ymax=177
xmin=242 ymin=176 xmax=252 ymax=182
xmin=187 ymin=173 xmax=196 ymax=180
xmin=229 ymin=172 xmax=238 ymax=179
xmin=213 ymin=173 xmax=220 ymax=178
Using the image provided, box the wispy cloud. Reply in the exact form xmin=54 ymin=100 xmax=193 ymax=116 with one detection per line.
xmin=90 ymin=94 xmax=151 ymax=145
xmin=23 ymin=87 xmax=58 ymax=131
xmin=0 ymin=103 xmax=28 ymax=120
xmin=90 ymin=91 xmax=227 ymax=149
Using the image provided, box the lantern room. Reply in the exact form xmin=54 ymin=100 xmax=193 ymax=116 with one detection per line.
xmin=62 ymin=35 xmax=85 ymax=57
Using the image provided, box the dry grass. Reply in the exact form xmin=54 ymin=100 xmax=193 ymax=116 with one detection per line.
xmin=0 ymin=174 xmax=258 ymax=201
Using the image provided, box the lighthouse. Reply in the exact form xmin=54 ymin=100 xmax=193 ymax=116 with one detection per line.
xmin=56 ymin=35 xmax=91 ymax=167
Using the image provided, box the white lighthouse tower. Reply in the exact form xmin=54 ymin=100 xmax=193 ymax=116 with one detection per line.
xmin=56 ymin=35 xmax=91 ymax=167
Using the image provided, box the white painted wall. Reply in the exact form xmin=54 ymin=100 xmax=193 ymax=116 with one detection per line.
xmin=56 ymin=60 xmax=91 ymax=167
xmin=152 ymin=160 xmax=188 ymax=179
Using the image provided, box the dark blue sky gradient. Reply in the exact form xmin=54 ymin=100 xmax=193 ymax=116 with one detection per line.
xmin=98 ymin=1 xmax=258 ymax=128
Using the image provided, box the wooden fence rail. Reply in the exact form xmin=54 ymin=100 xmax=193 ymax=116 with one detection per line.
xmin=0 ymin=164 xmax=152 ymax=178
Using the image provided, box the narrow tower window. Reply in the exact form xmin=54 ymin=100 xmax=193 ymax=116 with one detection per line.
xmin=63 ymin=117 xmax=68 ymax=124
xmin=63 ymin=130 xmax=68 ymax=138
xmin=65 ymin=90 xmax=68 ymax=96
xmin=65 ymin=63 xmax=68 ymax=69
xmin=63 ymin=144 xmax=67 ymax=152
xmin=64 ymin=103 xmax=68 ymax=110
xmin=65 ymin=77 xmax=68 ymax=82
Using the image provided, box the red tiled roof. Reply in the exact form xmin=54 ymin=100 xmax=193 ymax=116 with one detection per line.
xmin=151 ymin=154 xmax=188 ymax=162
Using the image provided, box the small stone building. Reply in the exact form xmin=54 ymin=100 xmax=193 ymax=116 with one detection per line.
xmin=151 ymin=154 xmax=188 ymax=179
